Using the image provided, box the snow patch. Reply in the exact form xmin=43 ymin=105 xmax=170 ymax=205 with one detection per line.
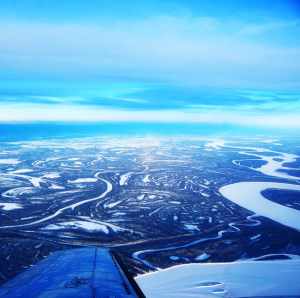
xmin=169 ymin=256 xmax=180 ymax=261
xmin=104 ymin=200 xmax=122 ymax=209
xmin=136 ymin=259 xmax=300 ymax=298
xmin=195 ymin=253 xmax=210 ymax=261
xmin=143 ymin=175 xmax=150 ymax=183
xmin=205 ymin=140 xmax=225 ymax=150
xmin=68 ymin=178 xmax=97 ymax=183
xmin=0 ymin=203 xmax=22 ymax=210
xmin=119 ymin=172 xmax=133 ymax=186
xmin=43 ymin=220 xmax=110 ymax=234
xmin=184 ymin=224 xmax=200 ymax=231
xmin=220 ymin=181 xmax=300 ymax=231
xmin=10 ymin=169 xmax=33 ymax=174
xmin=0 ymin=159 xmax=20 ymax=165
xmin=43 ymin=172 xmax=60 ymax=179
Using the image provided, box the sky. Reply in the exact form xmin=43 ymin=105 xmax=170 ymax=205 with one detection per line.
xmin=0 ymin=0 xmax=299 ymax=131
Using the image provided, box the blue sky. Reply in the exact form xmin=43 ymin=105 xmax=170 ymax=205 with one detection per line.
xmin=0 ymin=0 xmax=299 ymax=130
xmin=1 ymin=0 xmax=299 ymax=85
xmin=1 ymin=0 xmax=299 ymax=22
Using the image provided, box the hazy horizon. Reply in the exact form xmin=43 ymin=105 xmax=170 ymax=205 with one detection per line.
xmin=0 ymin=0 xmax=300 ymax=136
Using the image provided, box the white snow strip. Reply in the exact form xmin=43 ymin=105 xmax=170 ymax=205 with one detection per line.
xmin=68 ymin=178 xmax=98 ymax=183
xmin=169 ymin=256 xmax=180 ymax=261
xmin=195 ymin=253 xmax=210 ymax=261
xmin=184 ymin=224 xmax=200 ymax=231
xmin=43 ymin=172 xmax=60 ymax=179
xmin=4 ymin=173 xmax=44 ymax=187
xmin=255 ymin=151 xmax=299 ymax=180
xmin=250 ymin=234 xmax=261 ymax=241
xmin=0 ymin=159 xmax=20 ymax=165
xmin=143 ymin=175 xmax=151 ymax=183
xmin=137 ymin=194 xmax=145 ymax=201
xmin=0 ymin=203 xmax=22 ymax=210
xmin=104 ymin=200 xmax=122 ymax=209
xmin=43 ymin=221 xmax=110 ymax=234
xmin=48 ymin=184 xmax=65 ymax=190
xmin=220 ymin=181 xmax=300 ymax=231
xmin=205 ymin=140 xmax=225 ymax=150
xmin=119 ymin=172 xmax=133 ymax=186
xmin=10 ymin=169 xmax=33 ymax=174
xmin=77 ymin=216 xmax=135 ymax=234
xmin=0 ymin=174 xmax=112 ymax=229
xmin=2 ymin=187 xmax=36 ymax=198
xmin=212 ymin=141 xmax=300 ymax=181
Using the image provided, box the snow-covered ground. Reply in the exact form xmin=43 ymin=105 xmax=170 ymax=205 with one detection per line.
xmin=136 ymin=258 xmax=300 ymax=297
xmin=1 ymin=137 xmax=300 ymax=295
xmin=43 ymin=220 xmax=110 ymax=234
xmin=0 ymin=174 xmax=112 ymax=229
xmin=217 ymin=140 xmax=300 ymax=232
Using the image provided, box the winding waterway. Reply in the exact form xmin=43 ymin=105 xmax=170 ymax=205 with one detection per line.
xmin=132 ymin=140 xmax=300 ymax=269
xmin=218 ymin=142 xmax=300 ymax=231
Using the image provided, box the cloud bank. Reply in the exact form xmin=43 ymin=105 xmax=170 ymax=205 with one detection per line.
xmin=1 ymin=6 xmax=299 ymax=129
xmin=1 ymin=102 xmax=300 ymax=129
xmin=0 ymin=16 xmax=299 ymax=88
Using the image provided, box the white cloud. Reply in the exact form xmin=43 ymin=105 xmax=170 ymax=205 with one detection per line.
xmin=0 ymin=16 xmax=299 ymax=87
xmin=0 ymin=103 xmax=299 ymax=128
xmin=237 ymin=20 xmax=300 ymax=36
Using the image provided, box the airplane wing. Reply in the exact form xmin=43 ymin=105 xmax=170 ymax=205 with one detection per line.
xmin=0 ymin=247 xmax=145 ymax=298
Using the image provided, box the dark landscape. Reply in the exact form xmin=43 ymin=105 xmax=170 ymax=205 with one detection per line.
xmin=1 ymin=136 xmax=299 ymax=284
